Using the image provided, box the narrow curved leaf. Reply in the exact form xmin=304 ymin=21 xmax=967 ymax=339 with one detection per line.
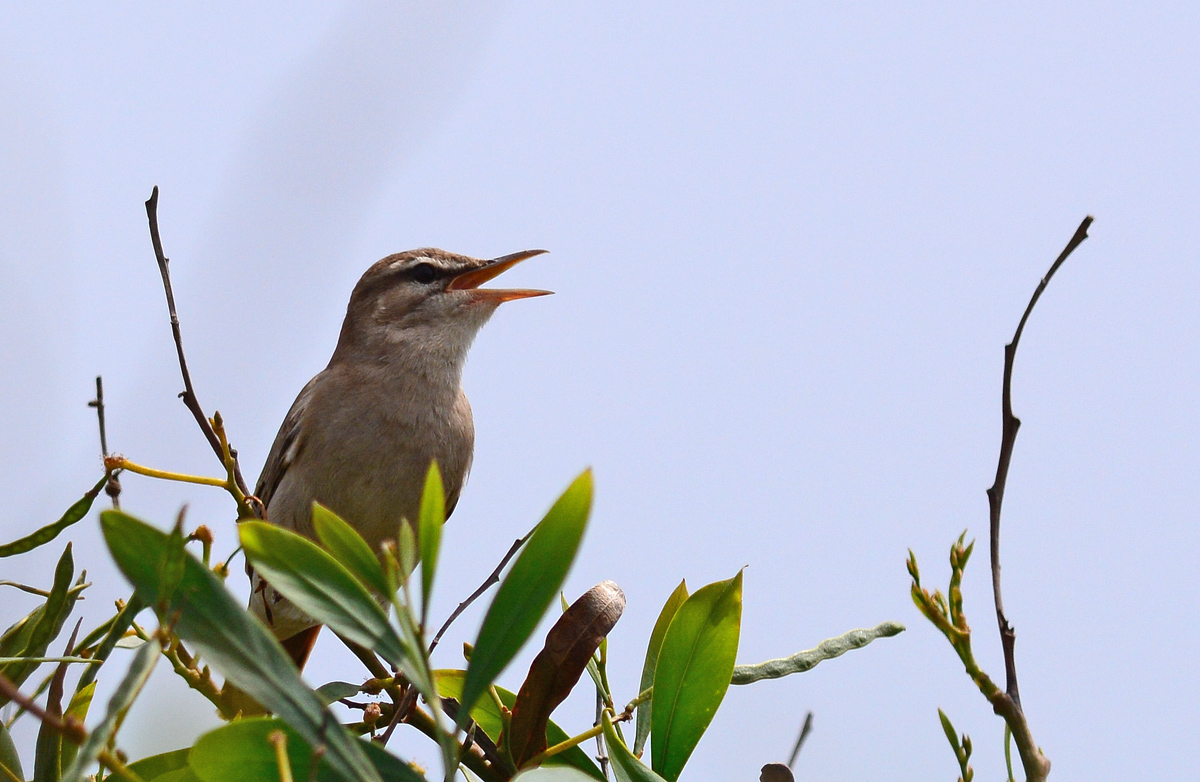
xmin=59 ymin=681 xmax=96 ymax=772
xmin=0 ymin=476 xmax=107 ymax=557
xmin=603 ymin=712 xmax=668 ymax=782
xmin=62 ymin=635 xmax=160 ymax=782
xmin=730 ymin=621 xmax=905 ymax=684
xmin=635 ymin=580 xmax=688 ymax=755
xmin=189 ymin=718 xmax=424 ymax=782
xmin=34 ymin=621 xmax=82 ymax=782
xmin=0 ymin=721 xmax=24 ymax=782
xmin=126 ymin=748 xmax=190 ymax=780
xmin=100 ymin=510 xmax=381 ymax=782
xmin=651 ymin=571 xmax=742 ymax=781
xmin=418 ymin=461 xmax=445 ymax=627
xmin=312 ymin=503 xmax=388 ymax=596
xmin=510 ymin=582 xmax=625 ymax=767
xmin=239 ymin=521 xmax=450 ymax=779
xmin=315 ymin=681 xmax=361 ymax=706
xmin=239 ymin=521 xmax=406 ymax=668
xmin=460 ymin=470 xmax=593 ymax=722
xmin=434 ymin=670 xmax=603 ymax=780
xmin=0 ymin=544 xmax=78 ymax=705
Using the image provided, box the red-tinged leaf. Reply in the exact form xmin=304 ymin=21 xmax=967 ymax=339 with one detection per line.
xmin=509 ymin=581 xmax=625 ymax=767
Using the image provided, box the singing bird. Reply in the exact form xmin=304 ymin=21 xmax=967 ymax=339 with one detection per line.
xmin=248 ymin=248 xmax=549 ymax=669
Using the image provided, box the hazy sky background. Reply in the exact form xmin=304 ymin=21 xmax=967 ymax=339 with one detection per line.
xmin=2 ymin=3 xmax=1198 ymax=779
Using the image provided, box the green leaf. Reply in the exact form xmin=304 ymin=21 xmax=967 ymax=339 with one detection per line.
xmin=62 ymin=635 xmax=160 ymax=782
xmin=239 ymin=522 xmax=407 ymax=669
xmin=0 ymin=720 xmax=24 ymax=782
xmin=240 ymin=519 xmax=454 ymax=779
xmin=0 ymin=605 xmax=44 ymax=659
xmin=0 ymin=544 xmax=79 ymax=705
xmin=188 ymin=718 xmax=424 ymax=782
xmin=0 ymin=476 xmax=107 ymax=557
xmin=460 ymin=470 xmax=593 ymax=722
xmin=59 ymin=681 xmax=96 ymax=772
xmin=126 ymin=748 xmax=190 ymax=780
xmin=398 ymin=523 xmax=417 ymax=582
xmin=603 ymin=711 xmax=668 ymax=782
xmin=312 ymin=503 xmax=388 ymax=596
xmin=418 ymin=461 xmax=445 ymax=627
xmin=650 ymin=571 xmax=743 ymax=782
xmin=100 ymin=510 xmax=381 ymax=782
xmin=157 ymin=520 xmax=188 ymax=607
xmin=434 ymin=670 xmax=603 ymax=780
xmin=730 ymin=621 xmax=905 ymax=684
xmin=34 ymin=620 xmax=82 ymax=782
xmin=635 ymin=580 xmax=688 ymax=755
xmin=314 ymin=681 xmax=361 ymax=705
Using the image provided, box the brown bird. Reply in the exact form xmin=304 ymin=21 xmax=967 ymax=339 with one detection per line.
xmin=248 ymin=248 xmax=550 ymax=669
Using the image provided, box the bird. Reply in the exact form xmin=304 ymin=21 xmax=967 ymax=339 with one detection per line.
xmin=247 ymin=248 xmax=550 ymax=670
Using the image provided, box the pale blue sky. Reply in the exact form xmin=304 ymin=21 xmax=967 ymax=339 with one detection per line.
xmin=2 ymin=3 xmax=1197 ymax=779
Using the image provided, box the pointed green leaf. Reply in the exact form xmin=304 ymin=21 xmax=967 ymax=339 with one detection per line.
xmin=62 ymin=635 xmax=160 ymax=782
xmin=0 ymin=544 xmax=78 ymax=705
xmin=418 ymin=461 xmax=445 ymax=627
xmin=434 ymin=670 xmax=603 ymax=780
xmin=312 ymin=503 xmax=388 ymax=596
xmin=239 ymin=521 xmax=452 ymax=779
xmin=635 ymin=580 xmax=688 ymax=755
xmin=239 ymin=521 xmax=406 ymax=669
xmin=603 ymin=711 xmax=668 ymax=782
xmin=398 ymin=523 xmax=417 ymax=582
xmin=315 ymin=681 xmax=362 ymax=705
xmin=158 ymin=520 xmax=187 ymax=606
xmin=188 ymin=718 xmax=424 ymax=782
xmin=460 ymin=470 xmax=592 ymax=722
xmin=0 ymin=476 xmax=107 ymax=557
xmin=59 ymin=681 xmax=96 ymax=772
xmin=0 ymin=720 xmax=24 ymax=782
xmin=100 ymin=510 xmax=381 ymax=782
xmin=126 ymin=748 xmax=190 ymax=780
xmin=650 ymin=571 xmax=742 ymax=781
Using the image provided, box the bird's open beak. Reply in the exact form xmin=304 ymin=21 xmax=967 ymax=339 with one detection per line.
xmin=447 ymin=249 xmax=552 ymax=303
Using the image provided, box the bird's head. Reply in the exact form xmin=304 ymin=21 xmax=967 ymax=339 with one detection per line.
xmin=336 ymin=248 xmax=551 ymax=360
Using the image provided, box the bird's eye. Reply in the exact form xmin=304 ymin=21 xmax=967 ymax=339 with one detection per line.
xmin=411 ymin=263 xmax=437 ymax=284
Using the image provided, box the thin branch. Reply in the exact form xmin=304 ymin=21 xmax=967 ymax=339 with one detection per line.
xmin=88 ymin=376 xmax=121 ymax=508
xmin=144 ymin=186 xmax=251 ymax=502
xmin=987 ymin=215 xmax=1091 ymax=703
xmin=984 ymin=215 xmax=1090 ymax=781
xmin=787 ymin=711 xmax=813 ymax=769
xmin=428 ymin=528 xmax=533 ymax=653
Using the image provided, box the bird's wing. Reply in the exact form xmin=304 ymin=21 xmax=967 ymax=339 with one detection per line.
xmin=255 ymin=375 xmax=319 ymax=510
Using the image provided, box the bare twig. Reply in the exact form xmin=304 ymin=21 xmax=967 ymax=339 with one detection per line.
xmin=144 ymin=187 xmax=251 ymax=503
xmin=787 ymin=711 xmax=813 ymax=769
xmin=984 ymin=215 xmax=1091 ymax=781
xmin=429 ymin=528 xmax=534 ymax=653
xmin=88 ymin=376 xmax=121 ymax=508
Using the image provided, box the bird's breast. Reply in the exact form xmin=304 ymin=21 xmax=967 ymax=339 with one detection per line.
xmin=269 ymin=369 xmax=474 ymax=551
